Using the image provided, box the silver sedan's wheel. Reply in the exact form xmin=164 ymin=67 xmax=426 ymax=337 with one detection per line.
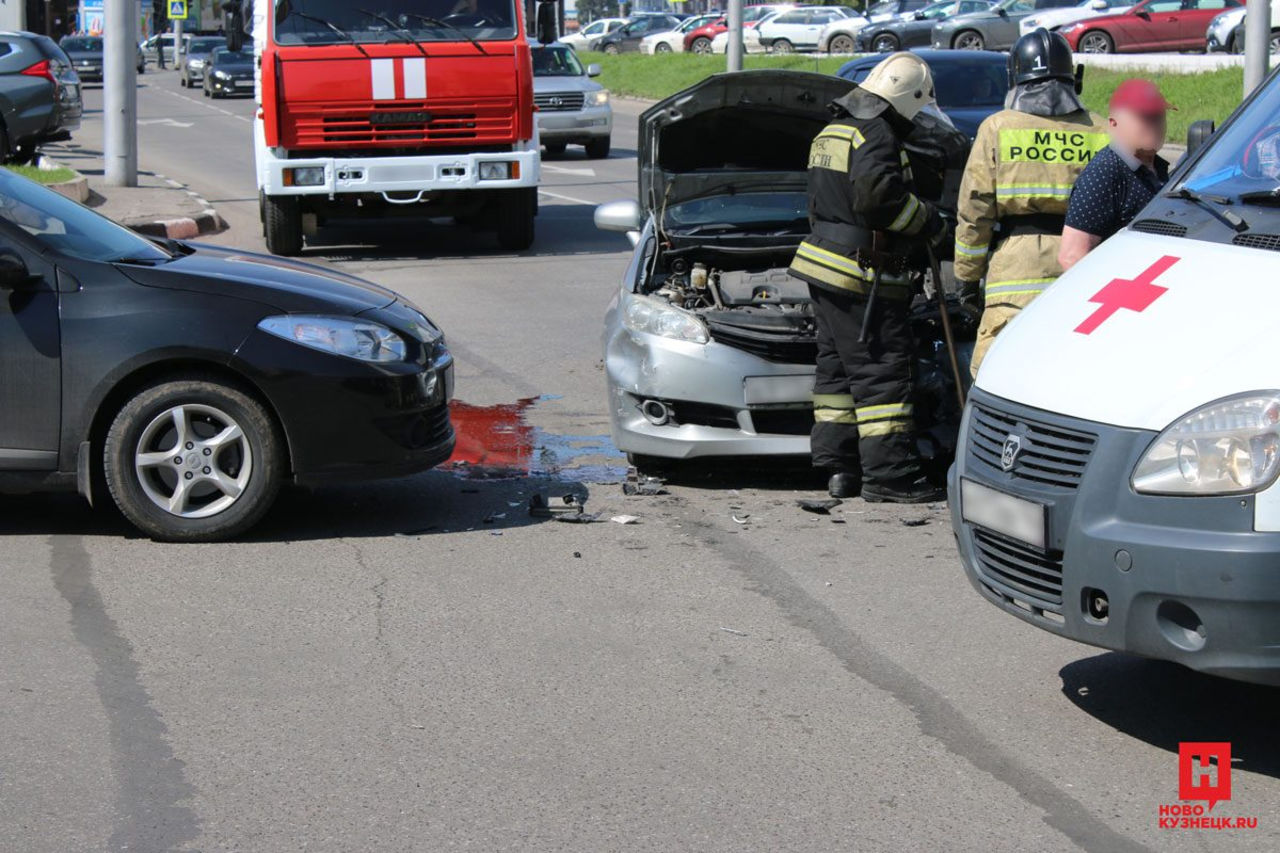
xmin=1078 ymin=30 xmax=1114 ymax=53
xmin=135 ymin=403 xmax=253 ymax=519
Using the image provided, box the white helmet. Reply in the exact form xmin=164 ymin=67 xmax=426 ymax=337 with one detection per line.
xmin=859 ymin=52 xmax=936 ymax=121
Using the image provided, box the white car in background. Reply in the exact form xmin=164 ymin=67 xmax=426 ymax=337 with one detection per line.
xmin=560 ymin=17 xmax=627 ymax=51
xmin=641 ymin=14 xmax=721 ymax=53
xmin=1020 ymin=0 xmax=1131 ymax=35
xmin=755 ymin=5 xmax=857 ymax=52
xmin=710 ymin=22 xmax=770 ymax=53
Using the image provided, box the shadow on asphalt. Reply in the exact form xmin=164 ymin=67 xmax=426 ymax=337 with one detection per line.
xmin=541 ymin=146 xmax=639 ymax=161
xmin=1060 ymin=652 xmax=1280 ymax=779
xmin=301 ymin=202 xmax=626 ymax=262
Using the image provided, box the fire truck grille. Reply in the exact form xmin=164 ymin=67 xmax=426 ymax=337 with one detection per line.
xmin=534 ymin=91 xmax=585 ymax=112
xmin=287 ymin=100 xmax=517 ymax=147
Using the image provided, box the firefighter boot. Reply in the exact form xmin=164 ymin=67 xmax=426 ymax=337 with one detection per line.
xmin=862 ymin=476 xmax=945 ymax=504
xmin=828 ymin=472 xmax=862 ymax=499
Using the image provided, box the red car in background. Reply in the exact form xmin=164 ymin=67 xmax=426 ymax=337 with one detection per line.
xmin=684 ymin=5 xmax=796 ymax=53
xmin=1061 ymin=0 xmax=1239 ymax=52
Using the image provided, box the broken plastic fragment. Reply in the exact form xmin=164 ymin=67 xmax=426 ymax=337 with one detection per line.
xmin=611 ymin=515 xmax=641 ymax=525
xmin=797 ymin=498 xmax=842 ymax=514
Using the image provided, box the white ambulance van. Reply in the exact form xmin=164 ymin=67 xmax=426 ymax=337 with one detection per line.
xmin=949 ymin=69 xmax=1280 ymax=685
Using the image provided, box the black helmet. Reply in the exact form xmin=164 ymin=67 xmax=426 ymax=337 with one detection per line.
xmin=1008 ymin=28 xmax=1074 ymax=88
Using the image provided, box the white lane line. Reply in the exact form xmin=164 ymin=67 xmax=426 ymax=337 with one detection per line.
xmin=538 ymin=189 xmax=602 ymax=206
xmin=541 ymin=164 xmax=596 ymax=176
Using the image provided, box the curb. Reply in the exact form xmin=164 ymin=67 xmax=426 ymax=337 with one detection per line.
xmin=47 ymin=174 xmax=90 ymax=203
xmin=126 ymin=209 xmax=225 ymax=239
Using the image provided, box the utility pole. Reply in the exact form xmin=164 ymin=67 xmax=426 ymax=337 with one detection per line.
xmin=104 ymin=0 xmax=139 ymax=186
xmin=727 ymin=0 xmax=743 ymax=72
xmin=1244 ymin=0 xmax=1272 ymax=95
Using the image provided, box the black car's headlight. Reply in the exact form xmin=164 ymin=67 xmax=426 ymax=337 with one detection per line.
xmin=258 ymin=315 xmax=407 ymax=362
xmin=214 ymin=70 xmax=232 ymax=80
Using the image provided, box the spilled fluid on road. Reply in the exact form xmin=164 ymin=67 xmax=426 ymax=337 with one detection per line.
xmin=445 ymin=397 xmax=628 ymax=483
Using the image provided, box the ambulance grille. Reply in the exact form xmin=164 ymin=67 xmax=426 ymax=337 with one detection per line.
xmin=969 ymin=404 xmax=1096 ymax=490
xmin=973 ymin=529 xmax=1064 ymax=614
xmin=1233 ymin=233 xmax=1280 ymax=251
xmin=1131 ymin=219 xmax=1187 ymax=237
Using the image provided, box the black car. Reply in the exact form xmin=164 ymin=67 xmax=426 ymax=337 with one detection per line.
xmin=0 ymin=32 xmax=82 ymax=163
xmin=837 ymin=48 xmax=1007 ymax=139
xmin=203 ymin=47 xmax=255 ymax=98
xmin=0 ymin=169 xmax=455 ymax=541
xmin=593 ymin=15 xmax=684 ymax=53
xmin=856 ymin=0 xmax=995 ymax=52
xmin=58 ymin=35 xmax=146 ymax=83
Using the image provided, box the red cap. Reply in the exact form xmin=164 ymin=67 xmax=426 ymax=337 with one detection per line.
xmin=1109 ymin=79 xmax=1176 ymax=115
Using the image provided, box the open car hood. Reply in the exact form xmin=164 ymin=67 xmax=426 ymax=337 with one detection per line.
xmin=638 ymin=70 xmax=854 ymax=216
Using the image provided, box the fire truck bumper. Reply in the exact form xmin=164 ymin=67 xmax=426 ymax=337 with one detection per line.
xmin=260 ymin=146 xmax=541 ymax=197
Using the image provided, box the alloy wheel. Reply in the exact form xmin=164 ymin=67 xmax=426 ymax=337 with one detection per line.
xmin=134 ymin=403 xmax=253 ymax=519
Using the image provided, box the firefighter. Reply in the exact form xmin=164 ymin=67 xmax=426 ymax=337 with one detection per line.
xmin=955 ymin=28 xmax=1108 ymax=376
xmin=789 ymin=52 xmax=948 ymax=504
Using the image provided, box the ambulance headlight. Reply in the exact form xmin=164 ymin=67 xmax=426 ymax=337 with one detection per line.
xmin=1132 ymin=393 xmax=1280 ymax=495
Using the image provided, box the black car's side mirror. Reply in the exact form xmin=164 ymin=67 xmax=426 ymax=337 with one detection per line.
xmin=1187 ymin=119 xmax=1216 ymax=158
xmin=0 ymin=251 xmax=40 ymax=291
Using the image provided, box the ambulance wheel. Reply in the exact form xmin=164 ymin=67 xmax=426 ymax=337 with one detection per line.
xmin=496 ymin=188 xmax=536 ymax=251
xmin=263 ymin=195 xmax=304 ymax=256
xmin=1078 ymin=30 xmax=1113 ymax=53
xmin=585 ymin=136 xmax=611 ymax=159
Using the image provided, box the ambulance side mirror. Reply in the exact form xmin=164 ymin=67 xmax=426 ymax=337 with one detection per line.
xmin=1187 ymin=120 xmax=1216 ymax=158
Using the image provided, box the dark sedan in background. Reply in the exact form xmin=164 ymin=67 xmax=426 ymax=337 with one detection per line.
xmin=0 ymin=32 xmax=82 ymax=162
xmin=857 ymin=0 xmax=996 ymax=51
xmin=203 ymin=47 xmax=256 ymax=97
xmin=933 ymin=0 xmax=1078 ymax=49
xmin=593 ymin=14 xmax=685 ymax=53
xmin=0 ymin=168 xmax=455 ymax=542
xmin=58 ymin=35 xmax=145 ymax=83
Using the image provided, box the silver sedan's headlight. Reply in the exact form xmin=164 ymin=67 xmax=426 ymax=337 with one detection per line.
xmin=1132 ymin=393 xmax=1280 ymax=495
xmin=587 ymin=90 xmax=609 ymax=107
xmin=622 ymin=292 xmax=708 ymax=344
xmin=258 ymin=315 xmax=407 ymax=362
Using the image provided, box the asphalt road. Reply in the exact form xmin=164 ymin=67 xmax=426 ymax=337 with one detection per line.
xmin=2 ymin=72 xmax=1277 ymax=853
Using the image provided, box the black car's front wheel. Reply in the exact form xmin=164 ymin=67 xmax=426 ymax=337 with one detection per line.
xmin=953 ymin=30 xmax=985 ymax=50
xmin=104 ymin=379 xmax=285 ymax=542
xmin=872 ymin=33 xmax=900 ymax=52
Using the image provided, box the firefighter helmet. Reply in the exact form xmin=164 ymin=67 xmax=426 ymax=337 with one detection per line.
xmin=859 ymin=52 xmax=936 ymax=121
xmin=1008 ymin=28 xmax=1075 ymax=88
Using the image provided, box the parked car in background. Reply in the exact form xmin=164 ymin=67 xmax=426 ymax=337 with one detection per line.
xmin=933 ymin=0 xmax=1078 ymax=50
xmin=0 ymin=32 xmax=82 ymax=162
xmin=837 ymin=48 xmax=1008 ymax=138
xmin=710 ymin=15 xmax=774 ymax=53
xmin=820 ymin=0 xmax=934 ymax=52
xmin=1062 ymin=0 xmax=1240 ymax=52
xmin=560 ymin=17 xmax=627 ymax=51
xmin=178 ymin=35 xmax=226 ymax=87
xmin=685 ymin=5 xmax=794 ymax=54
xmin=857 ymin=0 xmax=995 ymax=51
xmin=1020 ymin=0 xmax=1133 ymax=35
xmin=755 ymin=6 xmax=855 ymax=52
xmin=0 ymin=168 xmax=456 ymax=542
xmin=641 ymin=14 xmax=720 ymax=53
xmin=532 ymin=43 xmax=612 ymax=159
xmin=202 ymin=47 xmax=255 ymax=98
xmin=1206 ymin=4 xmax=1279 ymax=52
xmin=59 ymin=36 xmax=145 ymax=83
xmin=593 ymin=14 xmax=685 ymax=53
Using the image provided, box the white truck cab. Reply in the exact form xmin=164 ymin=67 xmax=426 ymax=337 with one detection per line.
xmin=949 ymin=67 xmax=1280 ymax=685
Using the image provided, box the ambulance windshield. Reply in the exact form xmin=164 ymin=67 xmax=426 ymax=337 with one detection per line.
xmin=274 ymin=0 xmax=518 ymax=44
xmin=1179 ymin=75 xmax=1280 ymax=201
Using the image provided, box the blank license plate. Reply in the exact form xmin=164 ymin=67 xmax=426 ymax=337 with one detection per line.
xmin=743 ymin=374 xmax=814 ymax=405
xmin=961 ymin=478 xmax=1046 ymax=550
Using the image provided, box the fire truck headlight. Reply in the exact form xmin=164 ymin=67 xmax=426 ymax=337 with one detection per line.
xmin=1132 ymin=393 xmax=1280 ymax=495
xmin=286 ymin=167 xmax=326 ymax=187
xmin=478 ymin=161 xmax=513 ymax=181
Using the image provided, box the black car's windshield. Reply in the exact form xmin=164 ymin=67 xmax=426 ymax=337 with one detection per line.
xmin=274 ymin=0 xmax=518 ymax=44
xmin=213 ymin=48 xmax=255 ymax=67
xmin=60 ymin=37 xmax=103 ymax=53
xmin=845 ymin=59 xmax=1007 ymax=108
xmin=664 ymin=192 xmax=809 ymax=232
xmin=1180 ymin=76 xmax=1280 ymax=201
xmin=189 ymin=37 xmax=225 ymax=55
xmin=532 ymin=46 xmax=584 ymax=76
xmin=0 ymin=171 xmax=170 ymax=264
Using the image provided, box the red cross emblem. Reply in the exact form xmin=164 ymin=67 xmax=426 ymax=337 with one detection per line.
xmin=1074 ymin=255 xmax=1180 ymax=335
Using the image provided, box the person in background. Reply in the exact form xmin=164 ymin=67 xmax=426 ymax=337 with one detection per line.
xmin=1059 ymin=79 xmax=1173 ymax=271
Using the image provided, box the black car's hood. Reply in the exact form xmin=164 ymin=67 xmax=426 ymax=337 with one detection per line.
xmin=638 ymin=70 xmax=855 ymax=215
xmin=120 ymin=244 xmax=397 ymax=314
xmin=63 ymin=50 xmax=103 ymax=62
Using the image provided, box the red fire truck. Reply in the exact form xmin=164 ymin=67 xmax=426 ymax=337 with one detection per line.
xmin=222 ymin=1 xmax=546 ymax=255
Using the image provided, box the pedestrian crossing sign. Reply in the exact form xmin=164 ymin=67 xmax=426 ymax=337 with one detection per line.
xmin=169 ymin=1 xmax=188 ymax=20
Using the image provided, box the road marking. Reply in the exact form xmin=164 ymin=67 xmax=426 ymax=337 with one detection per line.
xmin=541 ymin=164 xmax=596 ymax=177
xmin=538 ymin=189 xmax=601 ymax=206
xmin=139 ymin=118 xmax=194 ymax=128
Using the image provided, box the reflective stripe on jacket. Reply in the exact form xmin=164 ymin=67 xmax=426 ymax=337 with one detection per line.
xmin=954 ymin=108 xmax=1106 ymax=308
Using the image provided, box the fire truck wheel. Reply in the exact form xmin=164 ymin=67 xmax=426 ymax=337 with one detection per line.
xmin=264 ymin=195 xmax=304 ymax=256
xmin=496 ymin=188 xmax=536 ymax=251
